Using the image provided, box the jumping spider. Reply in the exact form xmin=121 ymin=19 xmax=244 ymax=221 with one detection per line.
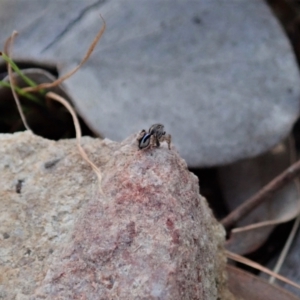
xmin=137 ymin=124 xmax=171 ymax=150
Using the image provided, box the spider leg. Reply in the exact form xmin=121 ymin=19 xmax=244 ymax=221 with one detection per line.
xmin=137 ymin=130 xmax=147 ymax=141
xmin=156 ymin=137 xmax=160 ymax=147
xmin=159 ymin=134 xmax=172 ymax=150
xmin=149 ymin=134 xmax=156 ymax=149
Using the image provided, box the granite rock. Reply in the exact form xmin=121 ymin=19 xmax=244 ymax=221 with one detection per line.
xmin=0 ymin=132 xmax=233 ymax=299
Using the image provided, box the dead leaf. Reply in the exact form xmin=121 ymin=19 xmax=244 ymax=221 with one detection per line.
xmin=227 ymin=265 xmax=299 ymax=300
xmin=219 ymin=140 xmax=300 ymax=254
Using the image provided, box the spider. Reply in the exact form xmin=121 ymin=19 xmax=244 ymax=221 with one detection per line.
xmin=137 ymin=123 xmax=171 ymax=150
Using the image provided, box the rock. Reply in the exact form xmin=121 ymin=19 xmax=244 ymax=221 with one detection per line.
xmin=0 ymin=132 xmax=233 ymax=299
xmin=1 ymin=0 xmax=299 ymax=167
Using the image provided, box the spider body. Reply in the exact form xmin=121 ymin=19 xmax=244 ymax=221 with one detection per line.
xmin=137 ymin=124 xmax=171 ymax=150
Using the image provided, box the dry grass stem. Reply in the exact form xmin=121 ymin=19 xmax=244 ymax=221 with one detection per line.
xmin=269 ymin=136 xmax=300 ymax=284
xmin=3 ymin=21 xmax=106 ymax=196
xmin=46 ymin=92 xmax=104 ymax=195
xmin=222 ymin=158 xmax=300 ymax=229
xmin=5 ymin=31 xmax=31 ymax=131
xmin=22 ymin=16 xmax=106 ymax=93
xmin=226 ymin=250 xmax=300 ymax=291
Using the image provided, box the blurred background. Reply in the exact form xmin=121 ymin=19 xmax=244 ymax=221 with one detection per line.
xmin=1 ymin=0 xmax=300 ymax=297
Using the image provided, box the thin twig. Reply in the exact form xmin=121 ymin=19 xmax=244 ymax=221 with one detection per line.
xmin=221 ymin=158 xmax=300 ymax=229
xmin=269 ymin=136 xmax=300 ymax=284
xmin=226 ymin=250 xmax=300 ymax=290
xmin=46 ymin=92 xmax=104 ymax=196
xmin=22 ymin=16 xmax=106 ymax=93
xmin=5 ymin=31 xmax=31 ymax=131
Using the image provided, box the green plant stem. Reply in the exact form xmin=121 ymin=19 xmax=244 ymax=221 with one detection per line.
xmin=0 ymin=80 xmax=40 ymax=103
xmin=1 ymin=53 xmax=37 ymax=88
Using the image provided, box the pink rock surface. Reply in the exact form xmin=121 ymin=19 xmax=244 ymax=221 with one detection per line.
xmin=0 ymin=132 xmax=232 ymax=299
